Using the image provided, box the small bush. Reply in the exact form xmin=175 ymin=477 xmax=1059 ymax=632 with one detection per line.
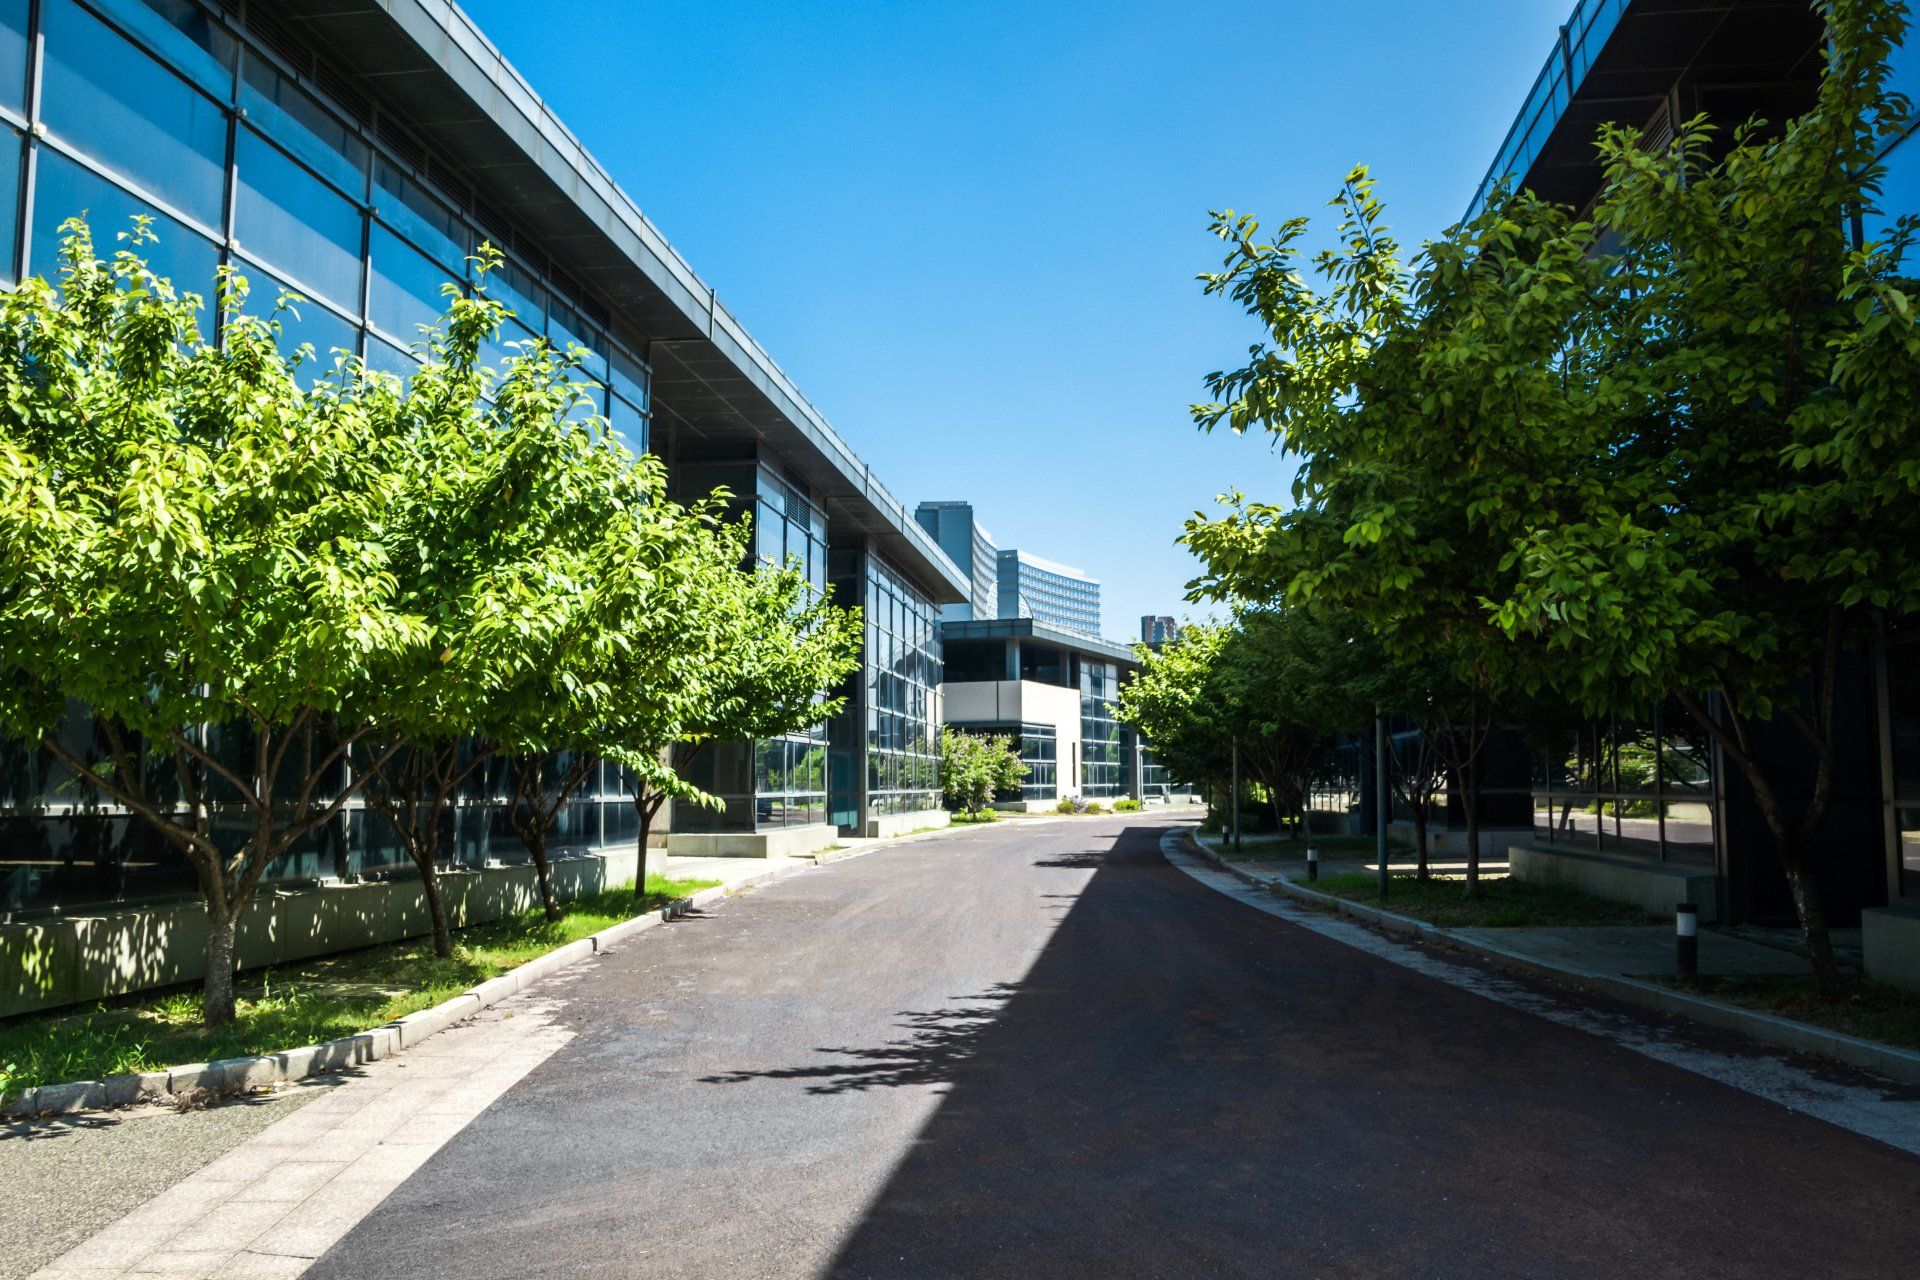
xmin=1084 ymin=802 xmax=1107 ymax=815
xmin=1113 ymin=798 xmax=1142 ymax=812
xmin=1054 ymin=798 xmax=1079 ymax=814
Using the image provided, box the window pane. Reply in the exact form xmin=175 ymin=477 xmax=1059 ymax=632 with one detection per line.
xmin=549 ymin=296 xmax=608 ymax=380
xmin=95 ymin=0 xmax=236 ymax=96
xmin=235 ymin=129 xmax=364 ymax=312
xmin=369 ymin=222 xmax=456 ymax=347
xmin=231 ymin=253 xmax=359 ymax=385
xmin=610 ymin=345 xmax=648 ymax=410
xmin=0 ymin=128 xmax=18 ymax=283
xmin=479 ymin=254 xmax=545 ymax=332
xmin=40 ymin=0 xmax=228 ymax=229
xmin=30 ymin=146 xmax=219 ymax=309
xmin=363 ymin=334 xmax=420 ymax=384
xmin=0 ymin=0 xmax=27 ymax=114
xmin=374 ymin=156 xmax=467 ymax=273
xmin=608 ymin=393 xmax=646 ymax=459
xmin=239 ymin=53 xmax=367 ymax=197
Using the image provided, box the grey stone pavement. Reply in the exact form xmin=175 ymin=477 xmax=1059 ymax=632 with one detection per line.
xmin=9 ymin=813 xmax=1920 ymax=1279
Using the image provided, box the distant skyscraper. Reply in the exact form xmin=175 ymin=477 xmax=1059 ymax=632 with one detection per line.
xmin=916 ymin=501 xmax=1103 ymax=637
xmin=1141 ymin=616 xmax=1183 ymax=646
xmin=914 ymin=501 xmax=999 ymax=623
xmin=998 ymin=548 xmax=1101 ymax=638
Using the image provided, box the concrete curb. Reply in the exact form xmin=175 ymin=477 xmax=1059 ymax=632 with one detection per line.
xmin=1181 ymin=830 xmax=1920 ymax=1088
xmin=1 ymin=863 xmax=794 ymax=1120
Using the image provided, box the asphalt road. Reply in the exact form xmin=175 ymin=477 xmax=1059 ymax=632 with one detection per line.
xmin=307 ymin=815 xmax=1920 ymax=1279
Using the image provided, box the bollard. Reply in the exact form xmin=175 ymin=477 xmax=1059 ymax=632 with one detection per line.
xmin=1305 ymin=842 xmax=1320 ymax=883
xmin=1676 ymin=903 xmax=1699 ymax=977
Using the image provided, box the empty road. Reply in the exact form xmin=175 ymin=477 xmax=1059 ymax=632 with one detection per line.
xmin=301 ymin=814 xmax=1920 ymax=1279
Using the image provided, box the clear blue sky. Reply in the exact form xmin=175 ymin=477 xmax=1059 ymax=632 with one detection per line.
xmin=460 ymin=0 xmax=1572 ymax=640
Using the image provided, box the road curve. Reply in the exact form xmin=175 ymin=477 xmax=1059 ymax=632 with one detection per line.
xmin=306 ymin=814 xmax=1920 ymax=1280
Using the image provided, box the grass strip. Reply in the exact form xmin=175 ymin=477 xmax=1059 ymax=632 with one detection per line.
xmin=0 ymin=874 xmax=716 ymax=1095
xmin=1307 ymin=871 xmax=1663 ymax=929
xmin=1654 ymin=974 xmax=1920 ymax=1052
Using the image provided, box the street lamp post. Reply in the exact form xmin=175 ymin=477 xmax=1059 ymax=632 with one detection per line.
xmin=1375 ymin=708 xmax=1390 ymax=901
xmin=1231 ymin=736 xmax=1242 ymax=856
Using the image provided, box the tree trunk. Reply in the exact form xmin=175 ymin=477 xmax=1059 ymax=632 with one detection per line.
xmin=204 ymin=911 xmax=238 ymax=1027
xmin=634 ymin=792 xmax=658 ymax=902
xmin=1674 ymin=685 xmax=1845 ymax=1002
xmin=1777 ymin=827 xmax=1844 ymax=999
xmin=419 ymin=857 xmax=453 ymax=957
xmin=1413 ymin=804 xmax=1431 ymax=882
xmin=527 ymin=831 xmax=562 ymax=922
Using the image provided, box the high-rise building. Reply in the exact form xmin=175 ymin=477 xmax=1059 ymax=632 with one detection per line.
xmin=913 ymin=501 xmax=999 ymax=623
xmin=1140 ymin=616 xmax=1183 ymax=647
xmin=997 ymin=549 xmax=1101 ymax=639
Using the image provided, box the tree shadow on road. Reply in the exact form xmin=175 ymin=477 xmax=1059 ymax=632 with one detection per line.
xmin=698 ymin=985 xmax=1019 ymax=1094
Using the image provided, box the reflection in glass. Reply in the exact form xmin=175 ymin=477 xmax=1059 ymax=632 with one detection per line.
xmin=30 ymin=148 xmax=220 ymax=312
xmin=235 ymin=130 xmax=365 ymax=311
xmin=41 ymin=0 xmax=228 ymax=229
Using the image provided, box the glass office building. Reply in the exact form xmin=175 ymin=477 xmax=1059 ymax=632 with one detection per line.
xmin=940 ymin=618 xmax=1141 ymax=806
xmin=913 ymin=501 xmax=999 ymax=623
xmin=997 ymin=549 xmax=1101 ymax=639
xmin=0 ymin=0 xmax=967 ymax=918
xmin=1463 ymin=0 xmax=1920 ymax=957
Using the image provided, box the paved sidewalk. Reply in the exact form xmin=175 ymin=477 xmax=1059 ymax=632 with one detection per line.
xmin=1193 ymin=834 xmax=1810 ymax=981
xmin=25 ymin=991 xmax=575 ymax=1280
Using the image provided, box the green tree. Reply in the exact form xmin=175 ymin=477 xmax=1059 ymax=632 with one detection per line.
xmin=352 ymin=251 xmax=583 ymax=957
xmin=938 ymin=728 xmax=1026 ymax=815
xmin=1184 ymin=0 xmax=1920 ymax=992
xmin=0 ymin=222 xmax=424 ymax=1024
xmin=612 ymin=549 xmax=863 ymax=896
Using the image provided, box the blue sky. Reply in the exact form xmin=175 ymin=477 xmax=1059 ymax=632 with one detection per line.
xmin=461 ymin=0 xmax=1573 ymax=640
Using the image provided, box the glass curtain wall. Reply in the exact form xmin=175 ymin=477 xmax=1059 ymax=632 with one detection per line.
xmin=1883 ymin=634 xmax=1920 ymax=899
xmin=0 ymin=0 xmax=650 ymax=914
xmin=866 ymin=552 xmax=941 ymax=817
xmin=753 ymin=467 xmax=829 ymax=828
xmin=1079 ymin=660 xmax=1124 ymax=798
xmin=1530 ymin=705 xmax=1716 ymax=865
xmin=953 ymin=723 xmax=1055 ymax=803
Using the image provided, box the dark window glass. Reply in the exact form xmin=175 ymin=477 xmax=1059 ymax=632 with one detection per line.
xmin=235 ymin=129 xmax=364 ymax=312
xmin=1890 ymin=645 xmax=1920 ymax=801
xmin=30 ymin=146 xmax=219 ymax=307
xmin=373 ymin=155 xmax=466 ymax=273
xmin=40 ymin=0 xmax=228 ymax=229
xmin=0 ymin=0 xmax=27 ymax=114
xmin=368 ymin=222 xmax=456 ymax=346
xmin=95 ymin=0 xmax=236 ymax=96
xmin=231 ymin=253 xmax=359 ymax=385
xmin=239 ymin=53 xmax=366 ymax=197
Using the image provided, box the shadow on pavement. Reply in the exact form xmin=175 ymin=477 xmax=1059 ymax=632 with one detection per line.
xmin=814 ymin=823 xmax=1920 ymax=1280
xmin=699 ymin=985 xmax=1018 ymax=1095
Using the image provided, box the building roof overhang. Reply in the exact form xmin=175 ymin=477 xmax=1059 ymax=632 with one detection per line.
xmin=940 ymin=619 xmax=1140 ymax=669
xmin=271 ymin=0 xmax=968 ymax=604
xmin=1469 ymin=0 xmax=1826 ymax=219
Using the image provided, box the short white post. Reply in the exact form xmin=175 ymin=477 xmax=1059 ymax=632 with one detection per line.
xmin=1676 ymin=902 xmax=1699 ymax=977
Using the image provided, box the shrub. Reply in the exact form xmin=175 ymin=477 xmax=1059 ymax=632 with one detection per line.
xmin=1114 ymin=798 xmax=1142 ymax=812
xmin=1085 ymin=802 xmax=1108 ymax=815
xmin=1054 ymin=798 xmax=1079 ymax=814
